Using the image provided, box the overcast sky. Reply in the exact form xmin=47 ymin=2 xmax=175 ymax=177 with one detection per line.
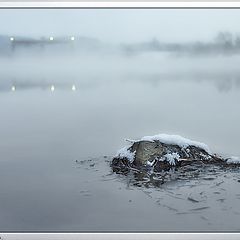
xmin=1 ymin=9 xmax=240 ymax=43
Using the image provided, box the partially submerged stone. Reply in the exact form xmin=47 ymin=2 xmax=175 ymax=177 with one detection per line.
xmin=111 ymin=134 xmax=234 ymax=173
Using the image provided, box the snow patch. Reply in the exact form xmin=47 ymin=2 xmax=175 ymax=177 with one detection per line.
xmin=227 ymin=156 xmax=240 ymax=164
xmin=140 ymin=134 xmax=211 ymax=154
xmin=146 ymin=160 xmax=155 ymax=167
xmin=200 ymin=152 xmax=211 ymax=160
xmin=115 ymin=146 xmax=135 ymax=163
xmin=161 ymin=152 xmax=180 ymax=165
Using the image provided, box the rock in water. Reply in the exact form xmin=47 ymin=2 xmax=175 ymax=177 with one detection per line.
xmin=111 ymin=134 xmax=231 ymax=173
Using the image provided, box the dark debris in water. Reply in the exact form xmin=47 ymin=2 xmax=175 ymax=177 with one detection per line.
xmin=74 ymin=155 xmax=240 ymax=191
xmin=187 ymin=197 xmax=200 ymax=203
xmin=111 ymin=161 xmax=240 ymax=189
xmin=73 ymin=155 xmax=240 ymax=222
xmin=190 ymin=206 xmax=210 ymax=211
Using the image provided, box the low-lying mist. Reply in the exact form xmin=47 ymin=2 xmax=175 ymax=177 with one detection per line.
xmin=1 ymin=47 xmax=240 ymax=93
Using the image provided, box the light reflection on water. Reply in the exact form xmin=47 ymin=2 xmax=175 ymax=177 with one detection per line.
xmin=1 ymin=71 xmax=240 ymax=94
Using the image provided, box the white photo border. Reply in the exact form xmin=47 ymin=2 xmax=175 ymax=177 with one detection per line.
xmin=0 ymin=2 xmax=240 ymax=239
xmin=1 ymin=2 xmax=240 ymax=7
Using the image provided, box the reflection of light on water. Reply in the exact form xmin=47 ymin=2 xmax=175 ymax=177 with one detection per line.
xmin=49 ymin=37 xmax=54 ymax=41
xmin=72 ymin=85 xmax=76 ymax=91
xmin=10 ymin=37 xmax=14 ymax=41
xmin=7 ymin=84 xmax=79 ymax=92
xmin=50 ymin=85 xmax=55 ymax=92
xmin=71 ymin=36 xmax=75 ymax=41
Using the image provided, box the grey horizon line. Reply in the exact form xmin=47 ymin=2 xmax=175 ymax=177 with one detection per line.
xmin=1 ymin=30 xmax=240 ymax=43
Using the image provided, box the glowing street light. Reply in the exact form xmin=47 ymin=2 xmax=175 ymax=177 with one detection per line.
xmin=50 ymin=85 xmax=55 ymax=92
xmin=72 ymin=85 xmax=76 ymax=91
xmin=70 ymin=36 xmax=75 ymax=41
xmin=10 ymin=37 xmax=14 ymax=41
xmin=49 ymin=37 xmax=54 ymax=41
xmin=11 ymin=85 xmax=16 ymax=91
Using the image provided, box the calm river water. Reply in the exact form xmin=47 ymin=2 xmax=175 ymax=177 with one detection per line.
xmin=0 ymin=53 xmax=240 ymax=231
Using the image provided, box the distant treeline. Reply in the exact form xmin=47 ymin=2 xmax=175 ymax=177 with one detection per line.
xmin=121 ymin=32 xmax=240 ymax=56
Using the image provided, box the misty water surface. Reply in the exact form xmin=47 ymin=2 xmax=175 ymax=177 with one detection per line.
xmin=0 ymin=50 xmax=240 ymax=231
